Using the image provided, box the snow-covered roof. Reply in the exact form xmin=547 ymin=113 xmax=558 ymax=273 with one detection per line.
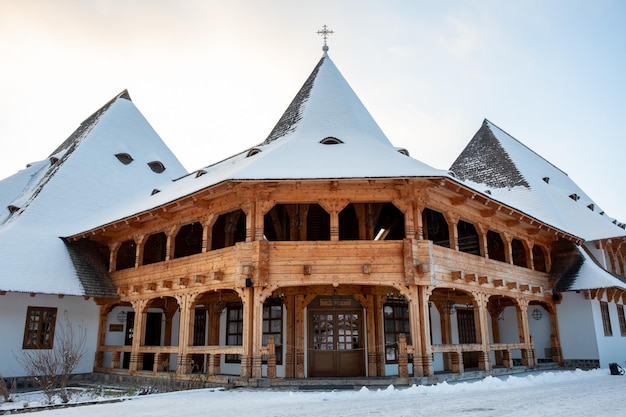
xmin=65 ymin=52 xmax=450 ymax=235
xmin=0 ymin=91 xmax=188 ymax=296
xmin=450 ymin=120 xmax=625 ymax=242
xmin=551 ymin=240 xmax=626 ymax=291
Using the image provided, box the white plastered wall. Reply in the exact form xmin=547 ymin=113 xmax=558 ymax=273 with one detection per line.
xmin=0 ymin=292 xmax=100 ymax=378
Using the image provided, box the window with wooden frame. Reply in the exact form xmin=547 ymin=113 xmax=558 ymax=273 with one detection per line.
xmin=23 ymin=307 xmax=57 ymax=349
xmin=617 ymin=304 xmax=626 ymax=337
xmin=600 ymin=301 xmax=613 ymax=337
xmin=225 ymin=301 xmax=283 ymax=364
xmin=383 ymin=300 xmax=411 ymax=363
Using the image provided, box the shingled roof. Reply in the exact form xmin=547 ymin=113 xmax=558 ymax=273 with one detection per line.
xmin=450 ymin=119 xmax=624 ymax=242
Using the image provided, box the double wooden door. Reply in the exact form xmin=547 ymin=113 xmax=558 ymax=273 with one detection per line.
xmin=308 ymin=304 xmax=365 ymax=377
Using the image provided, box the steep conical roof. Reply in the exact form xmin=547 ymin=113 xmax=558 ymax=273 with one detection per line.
xmin=450 ymin=119 xmax=623 ymax=241
xmin=70 ymin=51 xmax=449 ymax=232
xmin=0 ymin=91 xmax=188 ymax=296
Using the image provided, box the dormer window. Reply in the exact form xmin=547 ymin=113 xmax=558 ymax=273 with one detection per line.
xmin=115 ymin=153 xmax=134 ymax=165
xmin=247 ymin=148 xmax=262 ymax=157
xmin=569 ymin=193 xmax=580 ymax=201
xmin=397 ymin=148 xmax=410 ymax=156
xmin=542 ymin=177 xmax=550 ymax=184
xmin=7 ymin=205 xmax=20 ymax=214
xmin=196 ymin=170 xmax=207 ymax=178
xmin=49 ymin=157 xmax=59 ymax=165
xmin=151 ymin=189 xmax=160 ymax=195
xmin=587 ymin=204 xmax=594 ymax=211
xmin=148 ymin=161 xmax=166 ymax=173
xmin=320 ymin=137 xmax=343 ymax=145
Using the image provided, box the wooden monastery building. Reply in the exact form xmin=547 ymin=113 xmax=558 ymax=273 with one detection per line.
xmin=2 ymin=37 xmax=626 ymax=387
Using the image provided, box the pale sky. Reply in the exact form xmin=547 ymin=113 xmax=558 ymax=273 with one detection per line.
xmin=1 ymin=1 xmax=625 ymax=221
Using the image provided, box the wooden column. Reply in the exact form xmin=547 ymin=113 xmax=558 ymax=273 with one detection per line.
xmin=549 ymin=306 xmax=564 ymax=365
xmin=516 ymin=299 xmax=535 ymax=366
xmin=240 ymin=287 xmax=253 ymax=378
xmin=251 ymin=288 xmax=265 ymax=378
xmin=474 ymin=292 xmax=492 ymax=372
xmin=283 ymin=295 xmax=295 ymax=378
xmin=294 ymin=295 xmax=309 ymax=378
xmin=94 ymin=302 xmax=111 ymax=369
xmin=175 ymin=293 xmax=193 ymax=375
xmin=129 ymin=299 xmax=148 ymax=373
xmin=417 ymin=285 xmax=434 ymax=377
xmin=358 ymin=294 xmax=378 ymax=376
xmin=406 ymin=285 xmax=422 ymax=377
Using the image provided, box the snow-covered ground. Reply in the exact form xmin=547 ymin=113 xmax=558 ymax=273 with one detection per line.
xmin=3 ymin=368 xmax=626 ymax=416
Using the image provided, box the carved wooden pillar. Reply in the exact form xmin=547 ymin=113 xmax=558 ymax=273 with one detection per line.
xmin=294 ymin=295 xmax=308 ymax=378
xmin=475 ymin=223 xmax=488 ymax=258
xmin=251 ymin=288 xmax=265 ymax=378
xmin=397 ymin=335 xmax=409 ymax=378
xmin=165 ymin=225 xmax=179 ymax=261
xmin=267 ymin=336 xmax=277 ymax=379
xmin=134 ymin=234 xmax=146 ymax=267
xmin=283 ymin=295 xmax=295 ymax=378
xmin=108 ymin=242 xmax=120 ymax=272
xmin=416 ymin=285 xmax=434 ymax=376
xmin=549 ymin=306 xmax=564 ymax=365
xmin=447 ymin=214 xmax=459 ymax=252
xmin=474 ymin=292 xmax=492 ymax=372
xmin=175 ymin=293 xmax=193 ymax=375
xmin=489 ymin=301 xmax=504 ymax=366
xmin=129 ymin=299 xmax=148 ymax=373
xmin=406 ymin=286 xmax=422 ymax=377
xmin=240 ymin=287 xmax=253 ymax=378
xmin=502 ymin=232 xmax=513 ymax=265
xmin=357 ymin=294 xmax=378 ymax=376
xmin=94 ymin=302 xmax=112 ymax=369
xmin=516 ymin=299 xmax=535 ymax=366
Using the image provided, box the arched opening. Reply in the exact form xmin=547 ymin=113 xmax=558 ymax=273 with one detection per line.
xmin=339 ymin=202 xmax=404 ymax=240
xmin=422 ymin=208 xmax=450 ymax=248
xmin=532 ymin=244 xmax=547 ymax=272
xmin=263 ymin=203 xmax=330 ymax=241
xmin=211 ymin=209 xmax=246 ymax=250
xmin=511 ymin=238 xmax=527 ymax=267
xmin=141 ymin=297 xmax=180 ymax=372
xmin=116 ymin=240 xmax=136 ymax=270
xmin=174 ymin=222 xmax=203 ymax=259
xmin=487 ymin=230 xmax=505 ymax=262
xmin=458 ymin=220 xmax=480 ymax=255
xmin=143 ymin=232 xmax=167 ymax=265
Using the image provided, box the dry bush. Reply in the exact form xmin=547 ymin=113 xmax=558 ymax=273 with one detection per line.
xmin=0 ymin=374 xmax=10 ymax=403
xmin=15 ymin=311 xmax=87 ymax=403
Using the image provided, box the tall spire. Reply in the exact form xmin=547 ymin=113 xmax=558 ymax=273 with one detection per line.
xmin=317 ymin=25 xmax=334 ymax=55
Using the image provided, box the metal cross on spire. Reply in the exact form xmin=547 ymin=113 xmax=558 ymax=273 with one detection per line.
xmin=317 ymin=25 xmax=334 ymax=53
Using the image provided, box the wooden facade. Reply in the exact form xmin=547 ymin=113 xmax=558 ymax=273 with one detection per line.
xmin=69 ymin=176 xmax=575 ymax=383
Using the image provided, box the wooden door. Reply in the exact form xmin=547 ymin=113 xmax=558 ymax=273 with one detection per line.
xmin=457 ymin=308 xmax=478 ymax=368
xmin=309 ymin=306 xmax=365 ymax=377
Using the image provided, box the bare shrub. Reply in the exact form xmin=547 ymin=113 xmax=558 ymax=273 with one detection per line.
xmin=0 ymin=374 xmax=10 ymax=403
xmin=15 ymin=311 xmax=87 ymax=403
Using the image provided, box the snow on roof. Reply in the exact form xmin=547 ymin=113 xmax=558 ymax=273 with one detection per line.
xmin=66 ymin=53 xmax=450 ymax=234
xmin=450 ymin=120 xmax=625 ymax=241
xmin=0 ymin=92 xmax=188 ymax=296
